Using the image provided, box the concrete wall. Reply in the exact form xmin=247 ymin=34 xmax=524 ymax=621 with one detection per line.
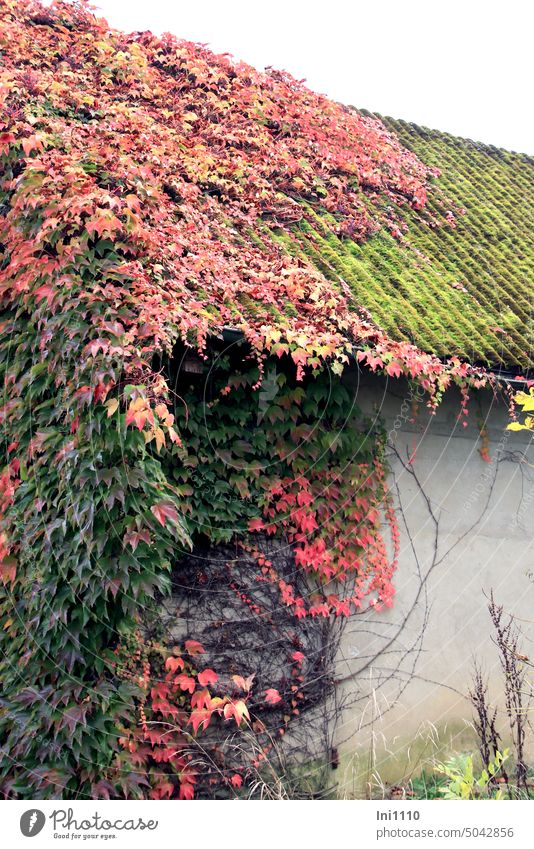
xmin=335 ymin=372 xmax=534 ymax=793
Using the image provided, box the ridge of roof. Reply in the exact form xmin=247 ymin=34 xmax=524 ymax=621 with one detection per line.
xmin=358 ymin=108 xmax=534 ymax=160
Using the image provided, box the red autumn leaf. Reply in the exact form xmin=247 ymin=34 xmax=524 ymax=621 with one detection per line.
xmin=123 ymin=528 xmax=151 ymax=552
xmin=386 ymin=361 xmax=402 ymax=378
xmin=168 ymin=426 xmax=181 ymax=445
xmin=230 ymin=773 xmax=243 ymax=788
xmin=150 ymin=781 xmax=174 ymax=800
xmin=165 ymin=656 xmax=185 ymax=673
xmin=291 ymin=651 xmax=305 ymax=664
xmin=175 ymin=674 xmax=196 ymax=694
xmin=184 ymin=639 xmax=205 ymax=656
xmin=366 ymin=355 xmax=384 ymax=370
xmin=178 ymin=782 xmax=195 ymax=800
xmin=197 ymin=668 xmax=218 ymax=687
xmin=291 ymin=348 xmax=308 ymax=366
xmin=296 ymin=489 xmax=313 ymax=507
xmin=105 ymin=577 xmax=121 ymax=599
xmin=264 ymin=688 xmax=282 ymax=705
xmin=150 ymin=500 xmax=180 ymax=528
xmin=34 ymin=284 xmax=54 ymax=303
xmin=0 ymin=132 xmax=16 ymax=154
xmin=190 ymin=688 xmax=211 ymax=710
xmin=85 ymin=213 xmax=122 ymax=239
xmin=189 ymin=708 xmax=211 ymax=734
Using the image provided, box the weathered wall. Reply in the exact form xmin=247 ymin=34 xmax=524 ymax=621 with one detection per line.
xmin=336 ymin=372 xmax=534 ymax=792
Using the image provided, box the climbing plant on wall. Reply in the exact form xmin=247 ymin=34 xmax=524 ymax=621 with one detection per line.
xmin=0 ymin=0 xmax=492 ymax=799
xmin=166 ymin=350 xmax=397 ymax=614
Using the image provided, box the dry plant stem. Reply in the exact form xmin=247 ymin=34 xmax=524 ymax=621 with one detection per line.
xmin=488 ymin=593 xmax=531 ymax=795
xmin=468 ymin=663 xmax=508 ymax=788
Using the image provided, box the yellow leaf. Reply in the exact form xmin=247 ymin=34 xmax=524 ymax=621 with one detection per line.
xmin=514 ymin=390 xmax=534 ymax=410
xmin=154 ymin=403 xmax=169 ymax=421
xmin=105 ymin=398 xmax=119 ymax=417
xmin=129 ymin=396 xmax=144 ymax=412
xmin=155 ymin=427 xmax=166 ymax=452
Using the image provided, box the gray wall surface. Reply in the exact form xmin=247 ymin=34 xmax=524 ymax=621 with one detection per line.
xmin=335 ymin=372 xmax=534 ymax=792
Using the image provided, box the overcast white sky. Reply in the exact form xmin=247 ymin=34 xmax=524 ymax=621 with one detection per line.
xmin=93 ymin=0 xmax=532 ymax=153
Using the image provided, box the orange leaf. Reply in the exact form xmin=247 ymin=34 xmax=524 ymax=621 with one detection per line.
xmin=232 ymin=673 xmax=255 ymax=693
xmin=0 ymin=556 xmax=16 ymax=587
xmin=223 ymin=699 xmax=250 ymax=726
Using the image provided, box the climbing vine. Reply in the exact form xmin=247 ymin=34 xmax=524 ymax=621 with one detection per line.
xmin=165 ymin=351 xmax=397 ymax=614
xmin=0 ymin=0 xmax=493 ymax=799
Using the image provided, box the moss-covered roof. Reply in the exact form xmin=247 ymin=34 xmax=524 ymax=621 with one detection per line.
xmin=282 ymin=115 xmax=533 ymax=369
xmin=1 ymin=0 xmax=532 ymax=376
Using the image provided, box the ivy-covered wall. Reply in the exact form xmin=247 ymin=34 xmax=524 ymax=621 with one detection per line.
xmin=0 ymin=0 xmax=517 ymax=800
